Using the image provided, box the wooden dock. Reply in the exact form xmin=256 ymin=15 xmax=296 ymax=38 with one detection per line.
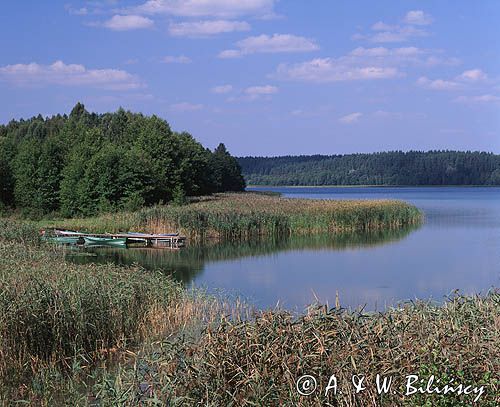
xmin=53 ymin=230 xmax=186 ymax=248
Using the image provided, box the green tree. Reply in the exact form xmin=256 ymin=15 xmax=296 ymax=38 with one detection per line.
xmin=211 ymin=143 xmax=246 ymax=192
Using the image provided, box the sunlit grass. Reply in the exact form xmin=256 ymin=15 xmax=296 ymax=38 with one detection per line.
xmin=89 ymin=292 xmax=500 ymax=406
xmin=38 ymin=192 xmax=423 ymax=239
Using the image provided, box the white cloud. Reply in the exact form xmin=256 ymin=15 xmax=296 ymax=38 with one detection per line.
xmin=417 ymin=76 xmax=460 ymax=90
xmin=355 ymin=11 xmax=431 ymax=43
xmin=162 ymin=55 xmax=192 ymax=64
xmin=369 ymin=26 xmax=428 ymax=43
xmin=350 ymin=46 xmax=423 ymax=58
xmin=454 ymin=94 xmax=500 ymax=104
xmin=424 ymin=55 xmax=461 ymax=67
xmin=348 ymin=46 xmax=458 ymax=67
xmin=276 ymin=58 xmax=400 ymax=83
xmin=170 ymin=102 xmax=204 ymax=111
xmin=371 ymin=21 xmax=396 ymax=31
xmin=417 ymin=69 xmax=491 ymax=93
xmin=0 ymin=60 xmax=143 ymax=90
xmin=244 ymin=85 xmax=278 ymax=95
xmin=457 ymin=69 xmax=487 ymax=82
xmin=132 ymin=0 xmax=275 ymax=18
xmin=404 ymin=10 xmax=433 ymax=26
xmin=169 ymin=20 xmax=250 ymax=37
xmin=275 ymin=45 xmax=459 ymax=84
xmin=211 ymin=84 xmax=233 ymax=94
xmin=218 ymin=34 xmax=319 ymax=58
xmin=339 ymin=112 xmax=362 ymax=124
xmin=102 ymin=14 xmax=154 ymax=31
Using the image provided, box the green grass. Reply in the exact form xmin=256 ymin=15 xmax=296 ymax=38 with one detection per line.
xmin=2 ymin=217 xmax=497 ymax=406
xmin=38 ymin=192 xmax=423 ymax=240
xmin=0 ymin=220 xmax=185 ymax=403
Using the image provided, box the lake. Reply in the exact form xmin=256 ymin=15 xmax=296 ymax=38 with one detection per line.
xmin=71 ymin=187 xmax=500 ymax=311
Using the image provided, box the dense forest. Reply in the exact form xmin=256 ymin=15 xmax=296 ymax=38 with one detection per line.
xmin=239 ymin=151 xmax=500 ymax=186
xmin=0 ymin=103 xmax=245 ymax=217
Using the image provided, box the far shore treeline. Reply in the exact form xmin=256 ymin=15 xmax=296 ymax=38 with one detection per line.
xmin=0 ymin=103 xmax=245 ymax=217
xmin=239 ymin=151 xmax=500 ymax=186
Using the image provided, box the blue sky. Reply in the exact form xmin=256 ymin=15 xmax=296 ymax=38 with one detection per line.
xmin=0 ymin=1 xmax=499 ymax=156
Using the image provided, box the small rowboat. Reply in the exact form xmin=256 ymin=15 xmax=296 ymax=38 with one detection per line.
xmin=42 ymin=235 xmax=81 ymax=245
xmin=83 ymin=237 xmax=127 ymax=247
xmin=55 ymin=229 xmax=82 ymax=236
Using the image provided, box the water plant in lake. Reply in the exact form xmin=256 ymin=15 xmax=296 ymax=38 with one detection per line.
xmin=81 ymin=292 xmax=500 ymax=406
xmin=39 ymin=192 xmax=423 ymax=240
xmin=0 ymin=219 xmax=497 ymax=406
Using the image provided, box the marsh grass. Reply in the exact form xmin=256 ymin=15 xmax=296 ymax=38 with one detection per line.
xmin=0 ymin=221 xmax=183 ymax=402
xmin=38 ymin=192 xmax=422 ymax=240
xmin=0 ymin=219 xmax=254 ymax=404
xmin=2 ymin=216 xmax=497 ymax=406
xmin=89 ymin=292 xmax=500 ymax=406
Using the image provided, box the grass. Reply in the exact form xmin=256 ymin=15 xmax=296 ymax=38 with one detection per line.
xmin=0 ymin=220 xmax=216 ymax=403
xmin=1 ymin=216 xmax=498 ymax=406
xmin=78 ymin=293 xmax=500 ymax=406
xmin=38 ymin=192 xmax=422 ymax=240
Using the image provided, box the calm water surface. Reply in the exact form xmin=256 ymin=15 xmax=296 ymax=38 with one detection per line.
xmin=72 ymin=187 xmax=500 ymax=311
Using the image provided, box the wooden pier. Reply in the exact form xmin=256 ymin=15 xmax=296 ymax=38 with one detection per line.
xmin=52 ymin=230 xmax=186 ymax=248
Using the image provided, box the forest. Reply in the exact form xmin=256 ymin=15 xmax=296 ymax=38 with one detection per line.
xmin=239 ymin=151 xmax=500 ymax=186
xmin=0 ymin=103 xmax=245 ymax=217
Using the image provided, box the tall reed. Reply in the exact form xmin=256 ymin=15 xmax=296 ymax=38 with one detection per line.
xmin=39 ymin=192 xmax=423 ymax=240
xmin=90 ymin=292 xmax=500 ymax=406
xmin=0 ymin=222 xmax=183 ymax=401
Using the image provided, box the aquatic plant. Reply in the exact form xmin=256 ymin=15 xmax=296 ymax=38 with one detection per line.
xmin=90 ymin=292 xmax=500 ymax=406
xmin=0 ymin=236 xmax=181 ymax=401
xmin=0 ymin=219 xmax=498 ymax=406
xmin=39 ymin=192 xmax=423 ymax=240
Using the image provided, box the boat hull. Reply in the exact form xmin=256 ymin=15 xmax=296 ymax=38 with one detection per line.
xmin=43 ymin=236 xmax=81 ymax=245
xmin=83 ymin=237 xmax=127 ymax=247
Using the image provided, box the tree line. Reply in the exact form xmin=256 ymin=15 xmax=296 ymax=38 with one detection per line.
xmin=238 ymin=151 xmax=500 ymax=186
xmin=0 ymin=103 xmax=245 ymax=217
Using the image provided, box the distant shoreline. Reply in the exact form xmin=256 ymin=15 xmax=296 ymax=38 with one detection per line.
xmin=246 ymin=184 xmax=500 ymax=189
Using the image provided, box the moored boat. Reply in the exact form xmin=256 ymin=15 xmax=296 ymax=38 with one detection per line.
xmin=83 ymin=237 xmax=127 ymax=247
xmin=42 ymin=235 xmax=81 ymax=245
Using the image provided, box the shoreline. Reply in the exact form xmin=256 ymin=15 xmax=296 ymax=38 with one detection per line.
xmin=0 ymin=218 xmax=498 ymax=405
xmin=247 ymin=184 xmax=500 ymax=189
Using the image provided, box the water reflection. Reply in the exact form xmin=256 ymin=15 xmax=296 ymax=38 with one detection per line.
xmin=68 ymin=187 xmax=500 ymax=311
xmin=69 ymin=225 xmax=418 ymax=286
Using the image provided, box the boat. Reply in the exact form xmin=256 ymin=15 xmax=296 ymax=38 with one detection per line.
xmin=55 ymin=229 xmax=82 ymax=236
xmin=126 ymin=237 xmax=148 ymax=244
xmin=42 ymin=235 xmax=81 ymax=245
xmin=83 ymin=237 xmax=127 ymax=247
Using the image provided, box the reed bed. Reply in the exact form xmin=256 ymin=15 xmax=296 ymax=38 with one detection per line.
xmin=39 ymin=192 xmax=422 ymax=240
xmin=0 ymin=219 xmax=498 ymax=406
xmin=0 ymin=220 xmax=183 ymax=403
xmin=0 ymin=219 xmax=253 ymax=404
xmin=89 ymin=293 xmax=500 ymax=406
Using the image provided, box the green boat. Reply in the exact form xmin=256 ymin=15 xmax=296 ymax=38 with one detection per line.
xmin=83 ymin=237 xmax=127 ymax=247
xmin=42 ymin=236 xmax=81 ymax=245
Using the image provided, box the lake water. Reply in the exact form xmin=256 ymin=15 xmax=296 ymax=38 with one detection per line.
xmin=71 ymin=187 xmax=500 ymax=311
